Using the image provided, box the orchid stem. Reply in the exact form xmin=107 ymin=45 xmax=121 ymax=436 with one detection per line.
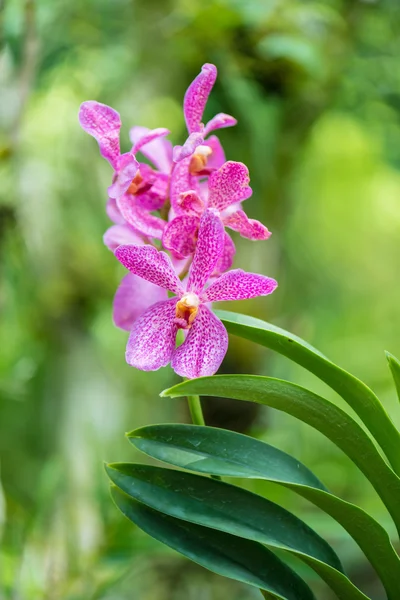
xmin=186 ymin=394 xmax=221 ymax=481
xmin=187 ymin=394 xmax=206 ymax=426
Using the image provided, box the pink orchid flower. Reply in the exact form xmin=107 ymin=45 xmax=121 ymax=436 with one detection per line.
xmin=115 ymin=209 xmax=277 ymax=379
xmin=163 ymin=160 xmax=271 ymax=268
xmin=79 ymin=101 xmax=170 ymax=239
xmin=173 ymin=64 xmax=237 ymax=171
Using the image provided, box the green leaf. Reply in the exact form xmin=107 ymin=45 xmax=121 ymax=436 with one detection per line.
xmin=111 ymin=485 xmax=316 ymax=600
xmin=161 ymin=376 xmax=400 ymax=597
xmin=215 ymin=310 xmax=400 ymax=476
xmin=128 ymin=424 xmax=400 ymax=600
xmin=107 ymin=463 xmax=367 ymax=600
xmin=386 ymin=351 xmax=400 ymax=403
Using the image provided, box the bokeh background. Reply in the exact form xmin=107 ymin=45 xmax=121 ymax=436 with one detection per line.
xmin=1 ymin=0 xmax=400 ymax=598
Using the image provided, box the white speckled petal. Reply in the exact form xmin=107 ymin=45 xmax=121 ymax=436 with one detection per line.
xmin=204 ymin=269 xmax=278 ymax=303
xmin=115 ymin=245 xmax=184 ymax=295
xmin=126 ymin=299 xmax=178 ymax=371
xmin=184 ymin=63 xmax=217 ymax=133
xmin=171 ymin=304 xmax=228 ymax=378
xmin=208 ymin=161 xmax=252 ymax=211
xmin=187 ymin=209 xmax=225 ymax=294
xmin=78 ymin=101 xmax=121 ymax=168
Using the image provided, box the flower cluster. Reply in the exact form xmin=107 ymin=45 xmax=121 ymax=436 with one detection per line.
xmin=79 ymin=64 xmax=277 ymax=378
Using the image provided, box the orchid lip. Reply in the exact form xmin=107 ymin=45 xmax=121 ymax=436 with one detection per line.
xmin=175 ymin=292 xmax=200 ymax=328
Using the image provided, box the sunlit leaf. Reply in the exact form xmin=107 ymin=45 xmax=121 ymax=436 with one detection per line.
xmin=215 ymin=310 xmax=400 ymax=476
xmin=386 ymin=351 xmax=400 ymax=404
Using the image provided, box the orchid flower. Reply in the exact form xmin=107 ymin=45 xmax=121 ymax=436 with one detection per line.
xmin=79 ymin=101 xmax=170 ymax=239
xmin=173 ymin=64 xmax=237 ymax=171
xmin=115 ymin=209 xmax=277 ymax=379
xmin=163 ymin=160 xmax=271 ymax=265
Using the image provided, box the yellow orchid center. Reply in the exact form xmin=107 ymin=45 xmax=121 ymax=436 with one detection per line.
xmin=189 ymin=145 xmax=213 ymax=175
xmin=127 ymin=170 xmax=144 ymax=194
xmin=175 ymin=293 xmax=200 ymax=327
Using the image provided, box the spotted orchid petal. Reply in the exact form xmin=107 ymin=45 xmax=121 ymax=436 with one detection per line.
xmin=223 ymin=209 xmax=271 ymax=240
xmin=162 ymin=215 xmax=200 ymax=258
xmin=103 ymin=224 xmax=144 ymax=251
xmin=116 ymin=195 xmax=165 ymax=239
xmin=171 ymin=304 xmax=228 ymax=378
xmin=205 ymin=135 xmax=226 ymax=170
xmin=126 ymin=298 xmax=178 ymax=370
xmin=208 ymin=161 xmax=252 ymax=211
xmin=177 ymin=190 xmax=205 ymax=215
xmin=213 ymin=232 xmax=236 ymax=276
xmin=108 ymin=153 xmax=140 ymax=199
xmin=184 ymin=63 xmax=217 ymax=134
xmin=204 ymin=113 xmax=237 ymax=136
xmin=115 ymin=245 xmax=184 ymax=295
xmin=187 ymin=209 xmax=224 ymax=294
xmin=78 ymin=101 xmax=121 ymax=168
xmin=172 ymin=131 xmax=204 ymax=163
xmin=170 ymin=157 xmax=200 ymax=214
xmin=203 ymin=269 xmax=277 ymax=303
xmin=113 ymin=273 xmax=168 ymax=331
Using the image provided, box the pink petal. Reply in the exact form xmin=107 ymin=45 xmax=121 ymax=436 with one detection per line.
xmin=78 ymin=101 xmax=121 ymax=168
xmin=170 ymin=157 xmax=200 ymax=214
xmin=208 ymin=161 xmax=252 ymax=211
xmin=108 ymin=153 xmax=140 ymax=199
xmin=116 ymin=196 xmax=165 ymax=239
xmin=223 ymin=209 xmax=271 ymax=240
xmin=126 ymin=299 xmax=178 ymax=371
xmin=184 ymin=63 xmax=217 ymax=134
xmin=177 ymin=190 xmax=205 ymax=215
xmin=115 ymin=245 xmax=184 ymax=295
xmin=135 ymin=173 xmax=169 ymax=211
xmin=131 ymin=127 xmax=170 ymax=154
xmin=172 ymin=132 xmax=204 ymax=162
xmin=205 ymin=135 xmax=226 ymax=170
xmin=113 ymin=273 xmax=168 ymax=331
xmin=187 ymin=209 xmax=224 ymax=294
xmin=106 ymin=198 xmax=124 ymax=224
xmin=212 ymin=232 xmax=236 ymax=276
xmin=162 ymin=215 xmax=200 ymax=258
xmin=130 ymin=126 xmax=173 ymax=173
xmin=171 ymin=304 xmax=228 ymax=378
xmin=203 ymin=269 xmax=278 ymax=303
xmin=204 ymin=113 xmax=237 ymax=136
xmin=103 ymin=224 xmax=144 ymax=251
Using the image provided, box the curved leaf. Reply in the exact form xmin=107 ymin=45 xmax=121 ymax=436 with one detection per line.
xmin=215 ymin=310 xmax=400 ymax=476
xmin=111 ymin=485 xmax=316 ymax=600
xmin=107 ymin=463 xmax=366 ymax=600
xmin=128 ymin=424 xmax=400 ymax=600
xmin=161 ymin=376 xmax=400 ymax=595
xmin=386 ymin=352 xmax=400 ymax=404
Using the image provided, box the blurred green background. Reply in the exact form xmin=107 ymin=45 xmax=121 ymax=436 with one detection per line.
xmin=1 ymin=0 xmax=400 ymax=598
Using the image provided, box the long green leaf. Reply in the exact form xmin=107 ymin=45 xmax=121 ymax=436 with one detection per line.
xmin=111 ymin=485 xmax=316 ymax=600
xmin=386 ymin=352 xmax=400 ymax=404
xmin=107 ymin=463 xmax=367 ymax=600
xmin=161 ymin=377 xmax=400 ymax=594
xmin=215 ymin=310 xmax=400 ymax=475
xmin=128 ymin=423 xmax=400 ymax=600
